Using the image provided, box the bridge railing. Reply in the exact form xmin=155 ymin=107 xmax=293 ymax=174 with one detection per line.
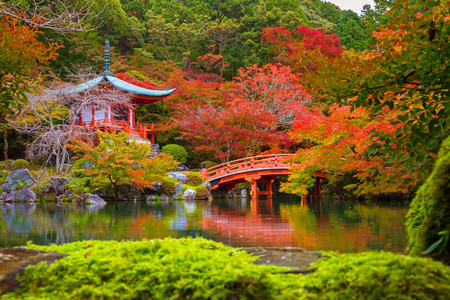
xmin=202 ymin=154 xmax=295 ymax=181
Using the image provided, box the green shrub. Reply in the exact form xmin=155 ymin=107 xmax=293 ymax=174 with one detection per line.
xmin=194 ymin=185 xmax=209 ymax=200
xmin=160 ymin=176 xmax=178 ymax=196
xmin=8 ymin=238 xmax=286 ymax=299
xmin=11 ymin=159 xmax=29 ymax=170
xmin=201 ymin=160 xmax=219 ymax=169
xmin=186 ymin=172 xmax=203 ymax=186
xmin=406 ymin=136 xmax=450 ymax=262
xmin=161 ymin=144 xmax=188 ymax=164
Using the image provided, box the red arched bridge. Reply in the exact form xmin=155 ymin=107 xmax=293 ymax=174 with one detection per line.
xmin=201 ymin=154 xmax=327 ymax=199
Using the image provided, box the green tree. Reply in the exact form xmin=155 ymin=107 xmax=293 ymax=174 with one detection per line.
xmin=335 ymin=10 xmax=370 ymax=51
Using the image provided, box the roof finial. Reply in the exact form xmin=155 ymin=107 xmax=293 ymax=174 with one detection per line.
xmin=102 ymin=39 xmax=114 ymax=76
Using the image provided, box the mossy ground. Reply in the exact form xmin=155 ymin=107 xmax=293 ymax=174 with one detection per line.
xmin=3 ymin=238 xmax=450 ymax=300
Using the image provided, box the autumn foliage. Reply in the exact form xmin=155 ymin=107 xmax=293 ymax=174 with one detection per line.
xmin=282 ymin=103 xmax=420 ymax=196
xmin=69 ymin=131 xmax=177 ymax=199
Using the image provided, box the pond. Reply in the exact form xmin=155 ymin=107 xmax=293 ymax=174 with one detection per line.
xmin=0 ymin=195 xmax=410 ymax=253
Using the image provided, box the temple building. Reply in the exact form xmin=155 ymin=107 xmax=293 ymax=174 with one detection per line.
xmin=55 ymin=39 xmax=175 ymax=144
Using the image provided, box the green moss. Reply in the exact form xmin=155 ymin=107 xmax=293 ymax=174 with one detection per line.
xmin=194 ymin=185 xmax=209 ymax=200
xmin=160 ymin=176 xmax=178 ymax=196
xmin=186 ymin=172 xmax=203 ymax=186
xmin=295 ymin=251 xmax=450 ymax=299
xmin=11 ymin=159 xmax=30 ymax=170
xmin=406 ymin=136 xmax=450 ymax=262
xmin=7 ymin=238 xmax=287 ymax=299
xmin=161 ymin=144 xmax=188 ymax=164
xmin=4 ymin=240 xmax=450 ymax=300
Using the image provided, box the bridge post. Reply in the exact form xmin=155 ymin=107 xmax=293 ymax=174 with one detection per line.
xmin=201 ymin=163 xmax=207 ymax=181
xmin=314 ymin=177 xmax=321 ymax=199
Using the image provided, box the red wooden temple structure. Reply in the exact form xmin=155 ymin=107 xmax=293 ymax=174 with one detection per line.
xmin=55 ymin=39 xmax=176 ymax=144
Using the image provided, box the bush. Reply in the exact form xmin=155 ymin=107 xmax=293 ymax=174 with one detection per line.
xmin=11 ymin=159 xmax=30 ymax=170
xmin=194 ymin=185 xmax=209 ymax=200
xmin=161 ymin=144 xmax=188 ymax=164
xmin=8 ymin=238 xmax=286 ymax=299
xmin=160 ymin=176 xmax=178 ymax=196
xmin=186 ymin=172 xmax=203 ymax=186
xmin=201 ymin=160 xmax=219 ymax=169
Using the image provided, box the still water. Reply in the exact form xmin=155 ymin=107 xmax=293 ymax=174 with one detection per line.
xmin=0 ymin=195 xmax=409 ymax=253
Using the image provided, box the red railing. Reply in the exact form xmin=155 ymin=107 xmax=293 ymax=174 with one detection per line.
xmin=201 ymin=154 xmax=295 ymax=181
xmin=75 ymin=118 xmax=156 ymax=140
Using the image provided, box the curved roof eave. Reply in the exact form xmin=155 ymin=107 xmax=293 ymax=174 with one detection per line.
xmin=50 ymin=75 xmax=176 ymax=97
xmin=52 ymin=77 xmax=104 ymax=95
xmin=105 ymin=76 xmax=176 ymax=97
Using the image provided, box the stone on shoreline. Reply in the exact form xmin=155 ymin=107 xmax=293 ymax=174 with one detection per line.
xmin=5 ymin=169 xmax=36 ymax=190
xmin=0 ymin=247 xmax=67 ymax=294
xmin=169 ymin=172 xmax=187 ymax=184
xmin=183 ymin=189 xmax=196 ymax=201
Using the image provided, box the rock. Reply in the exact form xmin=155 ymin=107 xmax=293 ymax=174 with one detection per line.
xmin=5 ymin=192 xmax=16 ymax=202
xmin=201 ymin=182 xmax=211 ymax=192
xmin=241 ymin=189 xmax=247 ymax=197
xmin=169 ymin=172 xmax=187 ymax=184
xmin=5 ymin=169 xmax=36 ymax=190
xmin=240 ymin=246 xmax=327 ymax=272
xmin=161 ymin=194 xmax=170 ymax=201
xmin=172 ymin=184 xmax=184 ymax=199
xmin=57 ymin=194 xmax=64 ymax=204
xmin=0 ymin=247 xmax=68 ymax=294
xmin=65 ymin=190 xmax=73 ymax=198
xmin=183 ymin=189 xmax=196 ymax=201
xmin=84 ymin=194 xmax=107 ymax=205
xmin=1 ymin=183 xmax=11 ymax=194
xmin=15 ymin=187 xmax=37 ymax=202
xmin=118 ymin=184 xmax=144 ymax=201
xmin=1 ymin=192 xmax=7 ymax=200
xmin=151 ymin=182 xmax=162 ymax=192
xmin=50 ymin=177 xmax=68 ymax=196
xmin=146 ymin=195 xmax=158 ymax=201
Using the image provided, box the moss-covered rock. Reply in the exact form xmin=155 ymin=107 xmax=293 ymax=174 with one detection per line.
xmin=406 ymin=136 xmax=450 ymax=263
xmin=6 ymin=238 xmax=286 ymax=299
xmin=194 ymin=185 xmax=210 ymax=200
xmin=11 ymin=159 xmax=29 ymax=170
xmin=3 ymin=239 xmax=450 ymax=299
xmin=160 ymin=176 xmax=179 ymax=196
xmin=295 ymin=251 xmax=450 ymax=299
xmin=186 ymin=172 xmax=203 ymax=186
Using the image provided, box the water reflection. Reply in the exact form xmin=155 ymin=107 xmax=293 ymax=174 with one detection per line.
xmin=0 ymin=196 xmax=409 ymax=253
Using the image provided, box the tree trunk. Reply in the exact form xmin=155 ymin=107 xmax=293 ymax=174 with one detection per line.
xmin=3 ymin=128 xmax=8 ymax=160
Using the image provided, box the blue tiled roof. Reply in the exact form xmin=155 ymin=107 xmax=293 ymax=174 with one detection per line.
xmin=53 ymin=75 xmax=176 ymax=97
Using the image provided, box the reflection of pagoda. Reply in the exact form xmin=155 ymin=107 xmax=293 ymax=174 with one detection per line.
xmin=56 ymin=39 xmax=176 ymax=144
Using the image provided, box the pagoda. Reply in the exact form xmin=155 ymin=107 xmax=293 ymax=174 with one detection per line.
xmin=55 ymin=39 xmax=176 ymax=144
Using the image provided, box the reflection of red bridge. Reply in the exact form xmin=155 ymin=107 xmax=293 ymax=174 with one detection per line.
xmin=201 ymin=154 xmax=327 ymax=198
xmin=202 ymin=204 xmax=297 ymax=246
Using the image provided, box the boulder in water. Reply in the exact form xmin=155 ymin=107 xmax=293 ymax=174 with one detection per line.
xmin=15 ymin=187 xmax=37 ymax=202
